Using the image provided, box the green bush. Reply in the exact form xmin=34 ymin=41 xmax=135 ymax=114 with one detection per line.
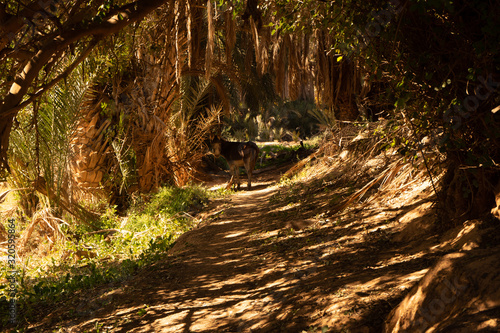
xmin=0 ymin=185 xmax=209 ymax=328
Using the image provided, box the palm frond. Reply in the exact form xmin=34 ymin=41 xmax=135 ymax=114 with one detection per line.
xmin=8 ymin=60 xmax=96 ymax=220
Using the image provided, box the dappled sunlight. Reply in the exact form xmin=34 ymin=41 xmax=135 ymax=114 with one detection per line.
xmin=224 ymin=231 xmax=247 ymax=238
xmin=22 ymin=129 xmax=492 ymax=333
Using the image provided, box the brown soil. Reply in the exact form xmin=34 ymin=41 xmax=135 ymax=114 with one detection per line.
xmin=21 ymin=160 xmax=499 ymax=333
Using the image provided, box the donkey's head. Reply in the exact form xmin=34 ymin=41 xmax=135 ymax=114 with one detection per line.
xmin=210 ymin=136 xmax=223 ymax=158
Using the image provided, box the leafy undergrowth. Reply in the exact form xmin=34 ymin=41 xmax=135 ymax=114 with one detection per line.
xmin=258 ymin=142 xmax=317 ymax=169
xmin=0 ymin=185 xmax=217 ymax=328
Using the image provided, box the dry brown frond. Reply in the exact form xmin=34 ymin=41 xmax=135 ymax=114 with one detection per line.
xmin=330 ymin=158 xmax=405 ymax=215
xmin=285 ymin=121 xmax=445 ymax=217
xmin=18 ymin=208 xmax=68 ymax=254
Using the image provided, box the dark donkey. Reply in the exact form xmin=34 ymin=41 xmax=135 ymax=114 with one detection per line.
xmin=211 ymin=137 xmax=260 ymax=190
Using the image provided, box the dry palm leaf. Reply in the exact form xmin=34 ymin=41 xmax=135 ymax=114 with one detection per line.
xmin=329 ymin=158 xmax=405 ymax=215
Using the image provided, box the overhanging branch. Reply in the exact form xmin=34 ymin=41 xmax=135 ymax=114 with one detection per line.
xmin=7 ymin=38 xmax=100 ymax=117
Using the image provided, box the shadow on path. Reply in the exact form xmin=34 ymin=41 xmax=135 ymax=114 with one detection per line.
xmin=29 ymin=176 xmax=442 ymax=333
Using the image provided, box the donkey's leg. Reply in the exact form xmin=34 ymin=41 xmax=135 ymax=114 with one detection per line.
xmin=244 ymin=154 xmax=256 ymax=189
xmin=226 ymin=162 xmax=235 ymax=190
xmin=227 ymin=163 xmax=240 ymax=190
xmin=247 ymin=169 xmax=252 ymax=189
xmin=235 ymin=166 xmax=241 ymax=190
xmin=244 ymin=160 xmax=252 ymax=189
xmin=226 ymin=174 xmax=234 ymax=190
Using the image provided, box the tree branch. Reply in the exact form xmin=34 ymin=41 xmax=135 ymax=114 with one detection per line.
xmin=8 ymin=38 xmax=100 ymax=117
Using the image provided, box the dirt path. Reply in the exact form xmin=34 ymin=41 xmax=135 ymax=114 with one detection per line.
xmin=29 ymin=170 xmax=443 ymax=333
xmin=106 ymin=185 xmax=283 ymax=332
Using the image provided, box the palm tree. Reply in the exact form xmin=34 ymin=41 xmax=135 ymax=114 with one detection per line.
xmin=8 ymin=62 xmax=98 ymax=228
